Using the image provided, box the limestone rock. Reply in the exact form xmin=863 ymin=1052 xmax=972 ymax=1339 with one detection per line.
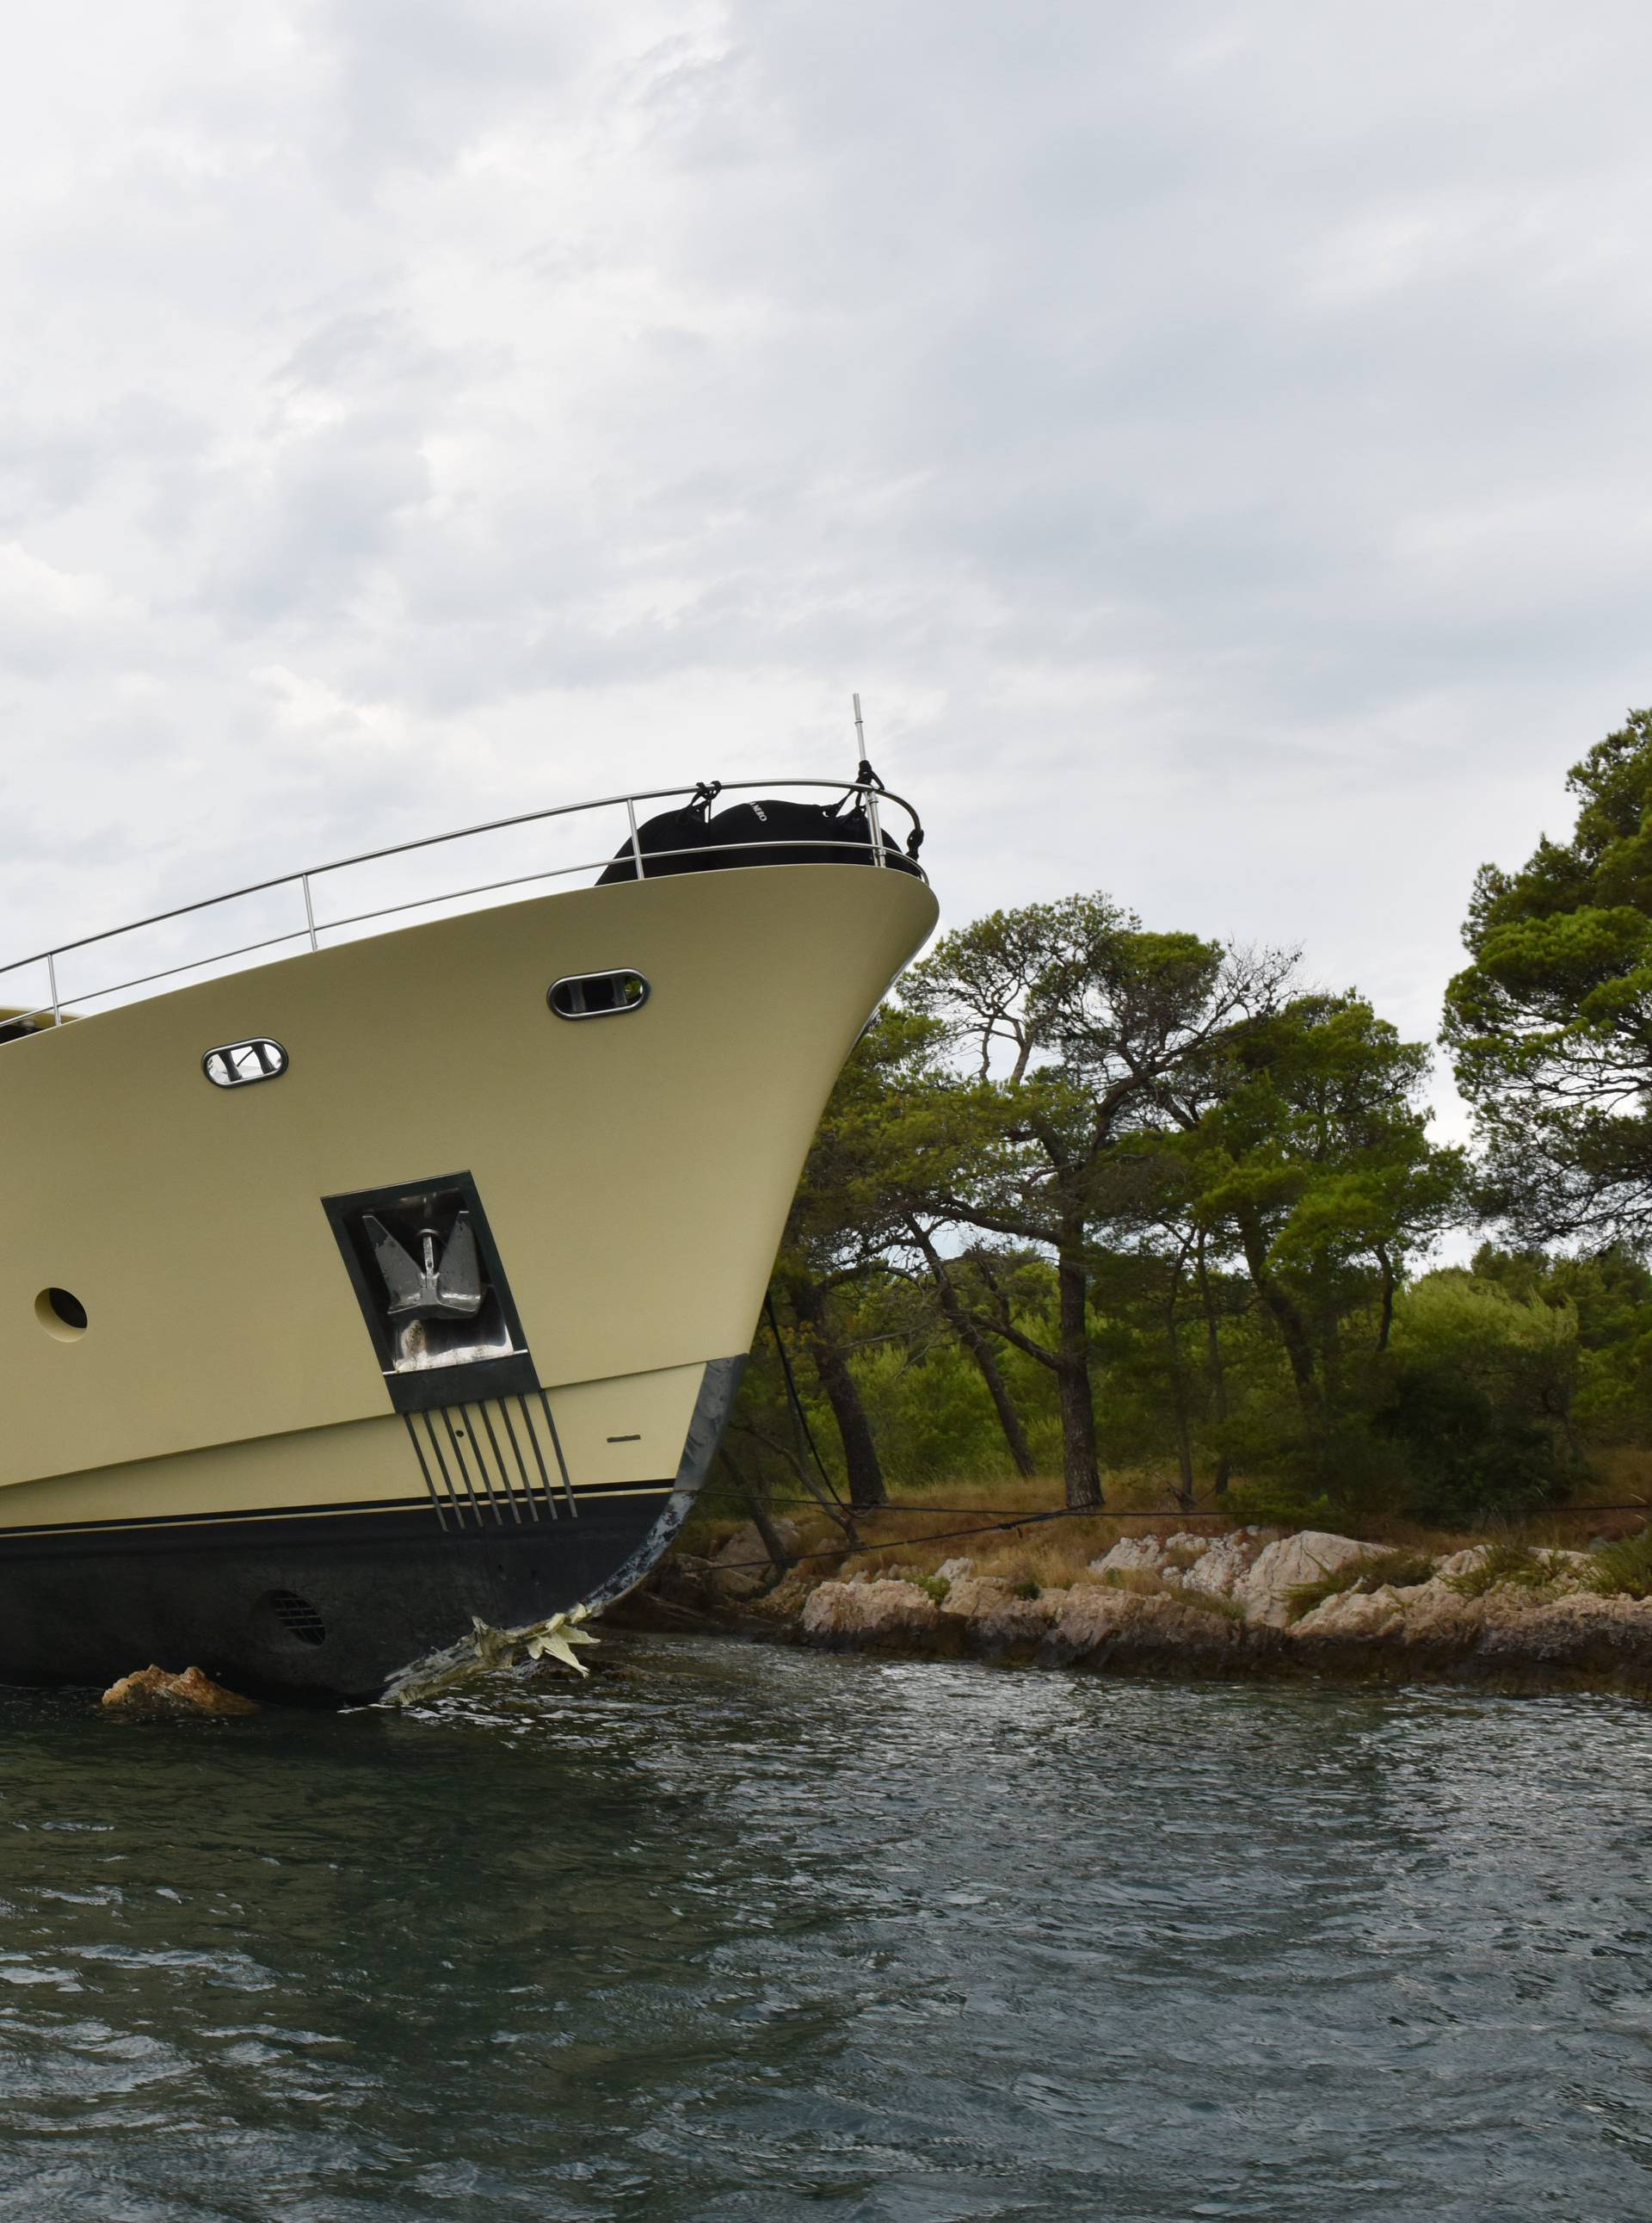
xmin=1181 ymin=1529 xmax=1271 ymax=1600
xmin=1478 ymin=1589 xmax=1652 ymax=1673
xmin=962 ymin=1585 xmax=1069 ymax=1654
xmin=1242 ymin=1532 xmax=1375 ymax=1627
xmin=709 ymin=1518 xmax=800 ymax=1597
xmin=938 ymin=1573 xmax=1008 ymax=1618
xmin=1045 ymin=1584 xmax=1253 ymax=1669
xmin=1161 ymin=1530 xmax=1213 ymax=1559
xmin=1291 ymin=1585 xmax=1406 ymax=1640
xmin=1434 ymin=1547 xmax=1487 ymax=1582
xmin=934 ymin=1557 xmax=974 ymax=1584
xmin=1045 ymin=1584 xmax=1137 ymax=1658
xmin=102 ymin=1665 xmax=257 ymax=1716
xmin=1388 ymin=1578 xmax=1487 ymax=1646
xmin=800 ymin=1578 xmax=940 ymax=1647
xmin=1089 ymin=1537 xmax=1170 ymax=1581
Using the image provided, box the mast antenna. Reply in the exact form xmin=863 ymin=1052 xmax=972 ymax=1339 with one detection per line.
xmin=852 ymin=691 xmax=868 ymax=781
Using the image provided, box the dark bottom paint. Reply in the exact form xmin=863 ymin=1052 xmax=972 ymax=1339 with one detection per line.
xmin=0 ymin=1495 xmax=670 ymax=1701
xmin=0 ymin=1356 xmax=748 ymax=1703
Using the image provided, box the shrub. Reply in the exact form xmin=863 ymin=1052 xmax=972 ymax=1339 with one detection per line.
xmin=1100 ymin=1566 xmax=1164 ymax=1596
xmin=1585 ymin=1528 xmax=1652 ymax=1600
xmin=1444 ymin=1540 xmax=1563 ymax=1598
xmin=1285 ymin=1548 xmax=1437 ymax=1621
xmin=1222 ymin=1476 xmax=1335 ymax=1528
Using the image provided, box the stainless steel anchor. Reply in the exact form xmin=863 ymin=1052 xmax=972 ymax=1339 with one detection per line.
xmin=363 ymin=1212 xmax=485 ymax=1319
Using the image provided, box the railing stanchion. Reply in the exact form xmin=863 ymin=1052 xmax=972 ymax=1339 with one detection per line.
xmin=0 ymin=779 xmax=924 ymax=1020
xmin=866 ymin=789 xmax=885 ymax=865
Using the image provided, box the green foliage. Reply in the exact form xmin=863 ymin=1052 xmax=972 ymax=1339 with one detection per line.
xmin=1473 ymin=1244 xmax=1652 ymax=1445
xmin=1284 ymin=1549 xmax=1437 ymax=1622
xmin=1220 ymin=1476 xmax=1336 ymax=1528
xmin=1376 ymin=1269 xmax=1581 ymax=1524
xmin=854 ymin=1340 xmax=1021 ymax=1489
xmin=1445 ymin=707 xmax=1652 ymax=1245
xmin=735 ymin=825 xmax=1652 ymax=1536
xmin=1585 ymin=1528 xmax=1652 ymax=1598
xmin=1443 ymin=1541 xmax=1567 ymax=1598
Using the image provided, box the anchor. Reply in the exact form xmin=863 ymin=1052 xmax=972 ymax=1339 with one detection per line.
xmin=363 ymin=1211 xmax=485 ymax=1319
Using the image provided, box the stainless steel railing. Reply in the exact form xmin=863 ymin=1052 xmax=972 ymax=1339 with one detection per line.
xmin=0 ymin=776 xmax=924 ymax=1032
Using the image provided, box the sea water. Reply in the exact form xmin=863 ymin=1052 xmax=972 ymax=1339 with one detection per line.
xmin=0 ymin=1637 xmax=1648 ymax=2220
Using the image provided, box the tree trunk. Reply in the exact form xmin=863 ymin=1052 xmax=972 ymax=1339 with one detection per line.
xmin=1235 ymin=1209 xmax=1322 ymax=1428
xmin=1374 ymin=1244 xmax=1396 ymax=1355
xmin=717 ymin=1446 xmax=792 ymax=1583
xmin=1194 ymin=1232 xmax=1231 ymax=1497
xmin=1164 ymin=1285 xmax=1197 ymax=1512
xmin=788 ymin=1273 xmax=887 ymax=1510
xmin=1056 ymin=1241 xmax=1103 ymax=1510
xmin=907 ymin=1221 xmax=1036 ymax=1477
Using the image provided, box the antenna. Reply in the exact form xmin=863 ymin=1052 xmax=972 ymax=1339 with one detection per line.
xmin=852 ymin=692 xmax=870 ymax=782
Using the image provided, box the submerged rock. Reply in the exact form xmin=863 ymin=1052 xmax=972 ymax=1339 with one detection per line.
xmin=102 ymin=1665 xmax=257 ymax=1716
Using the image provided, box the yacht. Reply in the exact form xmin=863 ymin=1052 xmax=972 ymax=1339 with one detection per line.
xmin=0 ymin=771 xmax=934 ymax=1696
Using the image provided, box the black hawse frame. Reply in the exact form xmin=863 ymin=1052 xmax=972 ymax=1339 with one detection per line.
xmin=320 ymin=1172 xmax=538 ymax=1416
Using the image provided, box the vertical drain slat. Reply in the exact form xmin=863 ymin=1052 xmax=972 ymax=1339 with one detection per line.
xmin=420 ymin=1407 xmax=467 ymax=1526
xmin=409 ymin=1394 xmax=574 ymax=1530
xmin=497 ymin=1397 xmax=551 ymax=1521
xmin=515 ymin=1394 xmax=562 ymax=1518
xmin=403 ymin=1411 xmax=450 ymax=1529
xmin=471 ymin=1401 xmax=526 ymax=1524
xmin=442 ymin=1407 xmax=498 ymax=1525
xmin=536 ymin=1388 xmax=578 ymax=1518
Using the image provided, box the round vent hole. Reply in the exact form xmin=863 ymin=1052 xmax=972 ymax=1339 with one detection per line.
xmin=262 ymin=1590 xmax=327 ymax=1647
xmin=35 ymin=1287 xmax=87 ymax=1340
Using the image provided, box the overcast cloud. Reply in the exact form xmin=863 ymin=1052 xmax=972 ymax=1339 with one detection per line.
xmin=2 ymin=0 xmax=1650 ymax=1102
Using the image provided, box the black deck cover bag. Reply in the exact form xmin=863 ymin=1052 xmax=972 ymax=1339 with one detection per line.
xmin=596 ymin=802 xmax=716 ymax=885
xmin=705 ymin=797 xmax=924 ymax=875
xmin=701 ymin=797 xmax=909 ymax=872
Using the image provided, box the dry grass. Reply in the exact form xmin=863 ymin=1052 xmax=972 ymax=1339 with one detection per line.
xmin=690 ymin=1468 xmax=1652 ymax=1598
xmin=1284 ymin=1549 xmax=1437 ymax=1622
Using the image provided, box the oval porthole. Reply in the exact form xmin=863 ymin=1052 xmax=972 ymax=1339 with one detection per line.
xmin=548 ymin=970 xmax=650 ymax=1020
xmin=35 ymin=1287 xmax=88 ymax=1341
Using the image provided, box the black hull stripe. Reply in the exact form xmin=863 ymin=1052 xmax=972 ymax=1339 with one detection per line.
xmin=0 ymin=1479 xmax=675 ymax=1546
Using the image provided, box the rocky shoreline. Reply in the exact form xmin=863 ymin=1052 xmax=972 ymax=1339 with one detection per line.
xmin=631 ymin=1523 xmax=1652 ymax=1699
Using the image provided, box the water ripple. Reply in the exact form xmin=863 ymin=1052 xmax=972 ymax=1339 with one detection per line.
xmin=0 ymin=1647 xmax=1647 ymax=2216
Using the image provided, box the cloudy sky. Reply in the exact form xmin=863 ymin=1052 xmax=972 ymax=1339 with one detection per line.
xmin=2 ymin=1 xmax=1649 ymax=1107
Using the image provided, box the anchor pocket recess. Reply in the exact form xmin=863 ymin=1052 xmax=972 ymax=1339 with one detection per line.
xmin=322 ymin=1172 xmax=539 ymax=1414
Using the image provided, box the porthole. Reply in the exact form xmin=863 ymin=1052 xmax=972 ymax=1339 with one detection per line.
xmin=35 ymin=1287 xmax=88 ymax=1341
xmin=547 ymin=970 xmax=650 ymax=1020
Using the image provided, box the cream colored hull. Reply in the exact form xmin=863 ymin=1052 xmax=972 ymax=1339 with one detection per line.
xmin=0 ymin=861 xmax=937 ymax=1692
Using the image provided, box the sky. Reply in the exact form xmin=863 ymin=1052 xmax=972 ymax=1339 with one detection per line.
xmin=2 ymin=0 xmax=1650 ymax=1126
